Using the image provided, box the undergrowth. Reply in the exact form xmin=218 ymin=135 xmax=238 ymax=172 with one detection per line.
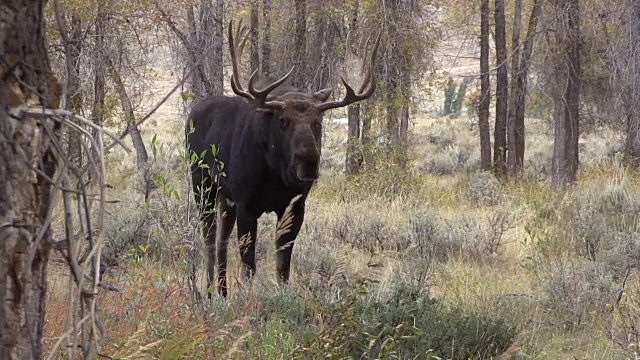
xmin=43 ymin=128 xmax=640 ymax=359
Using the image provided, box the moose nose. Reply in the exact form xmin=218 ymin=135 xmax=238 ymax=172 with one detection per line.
xmin=294 ymin=151 xmax=320 ymax=182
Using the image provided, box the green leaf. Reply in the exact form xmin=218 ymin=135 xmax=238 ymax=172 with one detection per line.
xmin=181 ymin=91 xmax=196 ymax=102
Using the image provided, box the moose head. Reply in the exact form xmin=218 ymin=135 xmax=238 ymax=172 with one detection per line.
xmin=227 ymin=20 xmax=380 ymax=184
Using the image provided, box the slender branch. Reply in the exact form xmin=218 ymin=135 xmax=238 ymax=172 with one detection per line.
xmin=13 ymin=107 xmax=131 ymax=151
xmin=106 ymin=65 xmax=196 ymax=150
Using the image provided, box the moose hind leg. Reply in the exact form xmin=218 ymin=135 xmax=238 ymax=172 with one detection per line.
xmin=203 ymin=211 xmax=217 ymax=299
xmin=215 ymin=194 xmax=236 ymax=297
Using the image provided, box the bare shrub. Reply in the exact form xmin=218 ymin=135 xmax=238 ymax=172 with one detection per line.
xmin=539 ymin=260 xmax=614 ymax=331
xmin=400 ymin=209 xmax=514 ymax=261
xmin=485 ymin=209 xmax=517 ymax=255
xmin=102 ymin=200 xmax=152 ymax=274
xmin=401 ymin=210 xmax=456 ymax=260
xmin=424 ymin=125 xmax=458 ymax=148
xmin=346 ymin=166 xmax=420 ymax=197
xmin=605 ymin=273 xmax=640 ymax=358
xmin=293 ymin=245 xmax=350 ymax=299
xmin=463 ymin=171 xmax=504 ymax=206
xmin=573 ymin=182 xmax=640 ymax=261
xmin=422 ymin=143 xmax=479 ymax=175
xmin=330 ymin=209 xmax=393 ymax=254
xmin=444 ymin=215 xmax=490 ymax=260
xmin=522 ymin=140 xmax=553 ymax=180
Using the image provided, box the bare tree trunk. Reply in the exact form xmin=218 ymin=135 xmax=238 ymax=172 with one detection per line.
xmin=197 ymin=0 xmax=222 ymax=95
xmin=250 ymin=0 xmax=260 ymax=74
xmin=383 ymin=0 xmax=402 ymax=162
xmin=564 ymin=0 xmax=581 ymax=184
xmin=346 ymin=104 xmax=362 ymax=175
xmin=160 ymin=2 xmax=213 ymax=97
xmin=178 ymin=0 xmax=223 ymax=96
xmin=185 ymin=5 xmax=204 ymax=97
xmin=105 ymin=57 xmax=148 ymax=168
xmin=386 ymin=93 xmax=400 ymax=150
xmin=93 ymin=4 xmax=106 ymax=126
xmin=493 ymin=0 xmax=508 ymax=177
xmin=345 ymin=0 xmax=362 ymax=175
xmin=0 ymin=0 xmax=60 ymax=357
xmin=385 ymin=67 xmax=400 ymax=156
xmin=90 ymin=1 xmax=107 ymax=197
xmin=56 ymin=8 xmax=89 ymax=238
xmin=552 ymin=0 xmax=581 ymax=188
xmin=552 ymin=83 xmax=567 ymax=185
xmin=513 ymin=0 xmax=543 ymax=173
xmin=212 ymin=0 xmax=224 ymax=94
xmin=361 ymin=103 xmax=373 ymax=168
xmin=67 ymin=16 xmax=83 ymax=114
xmin=479 ymin=0 xmax=492 ymax=171
xmin=57 ymin=14 xmax=84 ymax=167
xmin=506 ymin=0 xmax=522 ymax=176
xmin=262 ymin=0 xmax=271 ymax=76
xmin=293 ymin=0 xmax=307 ymax=89
xmin=399 ymin=58 xmax=411 ymax=164
xmin=624 ymin=0 xmax=640 ymax=165
xmin=309 ymin=19 xmax=330 ymax=90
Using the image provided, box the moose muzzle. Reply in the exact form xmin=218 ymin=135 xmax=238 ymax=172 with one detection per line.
xmin=294 ymin=151 xmax=320 ymax=182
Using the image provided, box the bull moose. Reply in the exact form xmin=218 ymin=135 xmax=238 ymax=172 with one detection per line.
xmin=186 ymin=20 xmax=380 ymax=298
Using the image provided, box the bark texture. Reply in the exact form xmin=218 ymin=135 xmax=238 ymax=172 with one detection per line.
xmin=0 ymin=0 xmax=60 ymax=358
xmin=261 ymin=0 xmax=272 ymax=76
xmin=506 ymin=0 xmax=522 ymax=175
xmin=346 ymin=0 xmax=362 ymax=175
xmin=512 ymin=0 xmax=543 ymax=174
xmin=250 ymin=0 xmax=260 ymax=74
xmin=624 ymin=0 xmax=640 ymax=165
xmin=293 ymin=0 xmax=307 ymax=89
xmin=552 ymin=0 xmax=581 ymax=188
xmin=479 ymin=0 xmax=492 ymax=170
xmin=493 ymin=0 xmax=508 ymax=177
xmin=493 ymin=0 xmax=509 ymax=176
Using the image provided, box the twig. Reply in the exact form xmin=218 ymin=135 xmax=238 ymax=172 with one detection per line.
xmin=46 ymin=314 xmax=91 ymax=360
xmin=616 ymin=267 xmax=632 ymax=306
xmin=14 ymin=107 xmax=131 ymax=152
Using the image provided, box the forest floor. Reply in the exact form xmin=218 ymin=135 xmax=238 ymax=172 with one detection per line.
xmin=42 ymin=34 xmax=639 ymax=359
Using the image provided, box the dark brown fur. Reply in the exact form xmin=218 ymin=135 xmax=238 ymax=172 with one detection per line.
xmin=186 ymin=81 xmax=331 ymax=297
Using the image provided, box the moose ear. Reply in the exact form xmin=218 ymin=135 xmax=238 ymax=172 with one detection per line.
xmin=313 ymin=88 xmax=332 ymax=102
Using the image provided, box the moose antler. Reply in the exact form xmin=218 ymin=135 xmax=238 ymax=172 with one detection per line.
xmin=315 ymin=30 xmax=381 ymax=112
xmin=228 ymin=19 xmax=294 ymax=110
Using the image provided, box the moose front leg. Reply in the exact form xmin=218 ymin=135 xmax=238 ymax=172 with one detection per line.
xmin=191 ymin=165 xmax=219 ymax=300
xmin=275 ymin=201 xmax=305 ymax=284
xmin=215 ymin=195 xmax=236 ymax=297
xmin=236 ymin=208 xmax=258 ymax=280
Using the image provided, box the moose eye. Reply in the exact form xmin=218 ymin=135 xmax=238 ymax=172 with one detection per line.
xmin=280 ymin=117 xmax=288 ymax=130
